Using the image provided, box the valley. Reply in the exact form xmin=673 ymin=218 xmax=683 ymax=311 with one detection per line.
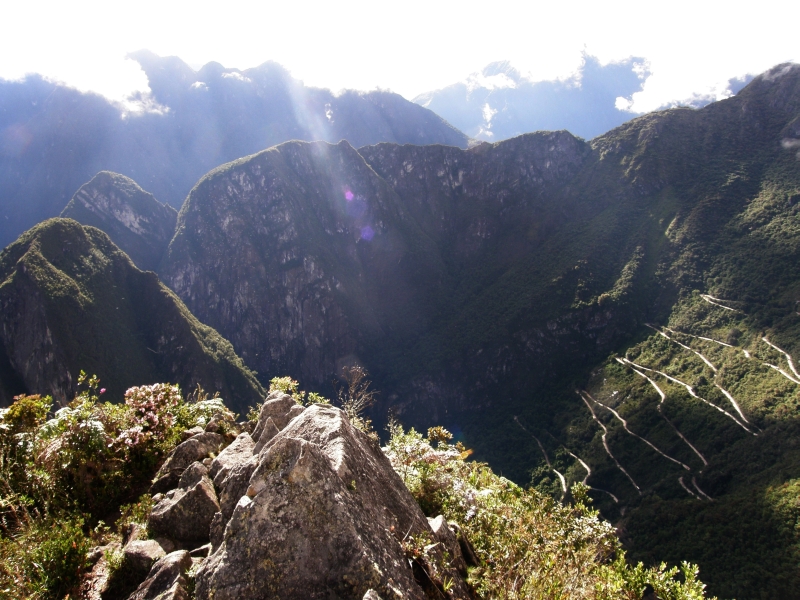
xmin=0 ymin=62 xmax=799 ymax=598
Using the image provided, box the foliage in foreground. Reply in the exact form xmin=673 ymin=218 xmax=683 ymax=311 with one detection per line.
xmin=0 ymin=375 xmax=233 ymax=599
xmin=385 ymin=423 xmax=713 ymax=599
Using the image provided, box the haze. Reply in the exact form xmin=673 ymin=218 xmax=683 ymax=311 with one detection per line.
xmin=2 ymin=0 xmax=798 ymax=113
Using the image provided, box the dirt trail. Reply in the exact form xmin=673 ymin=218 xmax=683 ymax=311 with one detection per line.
xmin=582 ymin=389 xmax=692 ymax=470
xmin=692 ymin=476 xmax=713 ymax=501
xmin=762 ymin=337 xmax=800 ymax=383
xmin=700 ymin=294 xmax=742 ymax=312
xmin=622 ymin=366 xmax=708 ymax=467
xmin=645 ymin=324 xmax=753 ymax=426
xmin=763 ymin=363 xmax=800 ymax=385
xmin=646 ymin=324 xmax=718 ymax=372
xmin=619 ymin=358 xmax=755 ymax=434
xmin=679 ymin=476 xmax=701 ymax=499
xmin=565 ymin=449 xmax=591 ymax=485
xmin=663 ymin=327 xmax=734 ymax=349
xmin=514 ymin=416 xmax=567 ymax=496
xmin=577 ymin=391 xmax=641 ymax=495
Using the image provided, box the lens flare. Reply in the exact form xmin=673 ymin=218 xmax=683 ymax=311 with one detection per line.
xmin=360 ymin=226 xmax=374 ymax=241
xmin=345 ymin=189 xmax=354 ymax=201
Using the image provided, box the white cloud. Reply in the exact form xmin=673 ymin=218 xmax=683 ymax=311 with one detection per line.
xmin=0 ymin=0 xmax=796 ymax=112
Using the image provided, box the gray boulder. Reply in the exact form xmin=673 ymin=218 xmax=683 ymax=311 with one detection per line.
xmin=250 ymin=392 xmax=297 ymax=440
xmin=127 ymin=550 xmax=192 ymax=600
xmin=209 ymin=432 xmax=254 ymax=487
xmin=195 ymin=404 xmax=472 ymax=600
xmin=123 ymin=539 xmax=167 ymax=582
xmin=428 ymin=515 xmax=467 ymax=576
xmin=148 ymin=468 xmax=220 ymax=545
xmin=150 ymin=432 xmax=225 ymax=494
xmin=252 ymin=417 xmax=280 ymax=454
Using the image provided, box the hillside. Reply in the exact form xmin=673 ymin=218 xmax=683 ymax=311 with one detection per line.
xmin=0 ymin=218 xmax=264 ymax=409
xmin=0 ymin=51 xmax=469 ymax=250
xmin=156 ymin=63 xmax=800 ymax=598
xmin=61 ymin=171 xmax=177 ymax=272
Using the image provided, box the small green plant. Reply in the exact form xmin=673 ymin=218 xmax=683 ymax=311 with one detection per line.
xmin=336 ymin=366 xmax=378 ymax=439
xmin=0 ymin=514 xmax=90 ymax=600
xmin=267 ymin=377 xmax=330 ymax=407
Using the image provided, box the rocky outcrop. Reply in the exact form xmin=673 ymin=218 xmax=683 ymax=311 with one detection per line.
xmin=135 ymin=397 xmax=474 ymax=599
xmin=150 ymin=432 xmax=225 ymax=494
xmin=61 ymin=171 xmax=177 ymax=272
xmin=127 ymin=551 xmax=193 ymax=600
xmin=148 ymin=464 xmax=220 ymax=545
xmin=0 ymin=219 xmax=264 ymax=407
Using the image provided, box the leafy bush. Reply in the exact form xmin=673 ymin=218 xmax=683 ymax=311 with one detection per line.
xmin=385 ymin=423 xmax=714 ymax=599
xmin=0 ymin=514 xmax=90 ymax=600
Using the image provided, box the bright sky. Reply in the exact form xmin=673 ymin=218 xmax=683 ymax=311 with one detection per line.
xmin=1 ymin=0 xmax=797 ymax=113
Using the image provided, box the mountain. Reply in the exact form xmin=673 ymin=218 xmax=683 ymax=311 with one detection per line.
xmin=0 ymin=218 xmax=264 ymax=409
xmin=414 ymin=54 xmax=754 ymax=143
xmin=158 ymin=63 xmax=800 ymax=598
xmin=61 ymin=171 xmax=177 ymax=271
xmin=0 ymin=51 xmax=469 ymax=250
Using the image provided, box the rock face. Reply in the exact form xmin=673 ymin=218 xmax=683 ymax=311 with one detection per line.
xmin=159 ymin=131 xmax=591 ymax=397
xmin=127 ymin=550 xmax=193 ymax=600
xmin=150 ymin=432 xmax=225 ymax=494
xmin=0 ymin=219 xmax=264 ymax=407
xmin=61 ymin=171 xmax=177 ymax=272
xmin=198 ymin=403 xmax=472 ymax=599
xmin=140 ymin=398 xmax=473 ymax=599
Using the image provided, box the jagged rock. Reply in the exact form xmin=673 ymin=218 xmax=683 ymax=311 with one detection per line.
xmin=148 ymin=471 xmax=220 ymax=544
xmin=127 ymin=550 xmax=192 ymax=600
xmin=209 ymin=512 xmax=225 ymax=551
xmin=195 ymin=404 xmax=471 ymax=600
xmin=209 ymin=432 xmax=254 ymax=487
xmin=363 ymin=591 xmax=383 ymax=600
xmin=428 ymin=515 xmax=467 ymax=576
xmin=180 ymin=427 xmax=204 ymax=442
xmin=123 ymin=540 xmax=167 ymax=583
xmin=251 ymin=393 xmax=296 ymax=440
xmin=178 ymin=461 xmax=208 ymax=489
xmin=252 ymin=417 xmax=280 ymax=454
xmin=216 ymin=455 xmax=258 ymax=521
xmin=150 ymin=432 xmax=225 ymax=494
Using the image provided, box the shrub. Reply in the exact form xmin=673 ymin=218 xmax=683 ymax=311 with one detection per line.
xmin=0 ymin=514 xmax=90 ymax=600
xmin=385 ymin=422 xmax=714 ymax=599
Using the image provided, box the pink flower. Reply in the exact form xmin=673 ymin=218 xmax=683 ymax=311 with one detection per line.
xmin=100 ymin=388 xmax=106 ymax=394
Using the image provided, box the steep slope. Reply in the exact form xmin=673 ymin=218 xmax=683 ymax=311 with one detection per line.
xmin=61 ymin=171 xmax=177 ymax=271
xmin=160 ymin=63 xmax=800 ymax=598
xmin=0 ymin=218 xmax=264 ymax=409
xmin=0 ymin=52 xmax=469 ymax=250
xmin=159 ymin=130 xmax=592 ymax=392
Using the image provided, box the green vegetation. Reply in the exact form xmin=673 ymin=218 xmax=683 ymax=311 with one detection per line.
xmin=385 ymin=423 xmax=713 ymax=599
xmin=0 ymin=376 xmax=228 ymax=599
xmin=0 ymin=218 xmax=264 ymax=410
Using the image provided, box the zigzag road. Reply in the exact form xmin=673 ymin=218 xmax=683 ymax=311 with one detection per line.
xmin=619 ymin=364 xmax=708 ymax=467
xmin=577 ymin=391 xmax=642 ymax=495
xmin=617 ymin=357 xmax=755 ymax=435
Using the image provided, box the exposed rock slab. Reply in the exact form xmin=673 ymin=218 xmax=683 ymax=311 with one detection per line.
xmin=195 ymin=404 xmax=471 ymax=599
xmin=127 ymin=550 xmax=192 ymax=600
xmin=151 ymin=432 xmax=225 ymax=494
